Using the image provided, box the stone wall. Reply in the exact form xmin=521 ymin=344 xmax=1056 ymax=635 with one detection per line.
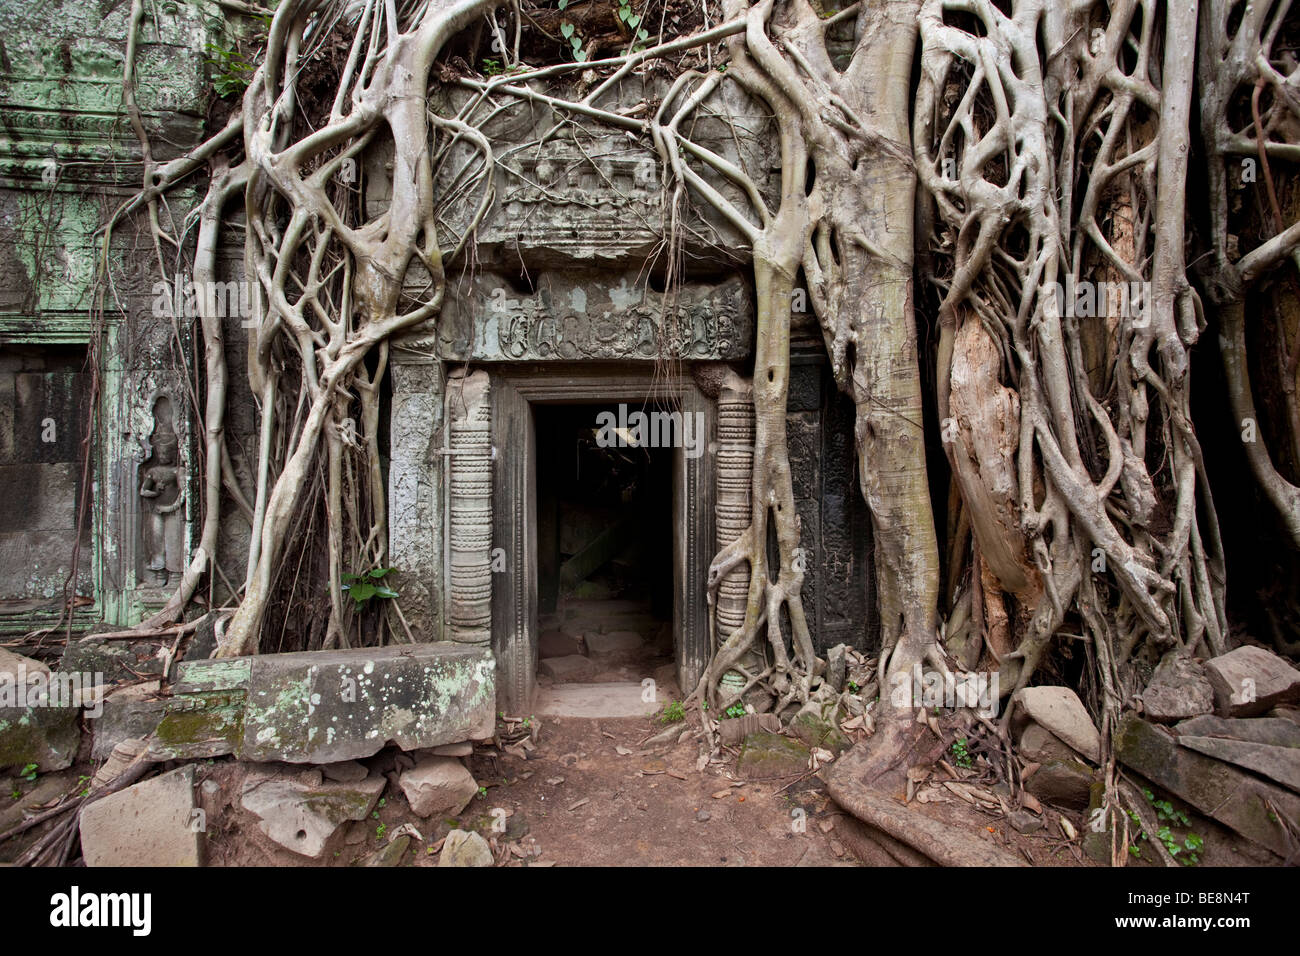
xmin=0 ymin=0 xmax=230 ymax=629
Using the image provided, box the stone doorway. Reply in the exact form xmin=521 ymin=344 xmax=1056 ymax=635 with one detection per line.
xmin=488 ymin=364 xmax=715 ymax=714
xmin=534 ymin=403 xmax=675 ymax=687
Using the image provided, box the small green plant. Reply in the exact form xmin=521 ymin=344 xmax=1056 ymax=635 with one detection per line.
xmin=78 ymin=774 xmax=91 ymax=798
xmin=481 ymin=57 xmax=503 ymax=75
xmin=723 ymin=702 xmax=746 ymax=719
xmin=616 ymin=0 xmax=650 ymax=50
xmin=1133 ymin=790 xmax=1203 ymax=865
xmin=847 ymin=680 xmax=859 ymax=693
xmin=9 ymin=786 xmax=19 ymax=800
xmin=660 ymin=700 xmax=685 ymax=724
xmin=559 ymin=20 xmax=588 ymax=62
xmin=19 ymin=763 xmax=37 ymax=783
xmin=377 ymin=797 xmax=386 ymax=808
xmin=950 ymin=737 xmax=973 ymax=769
xmin=205 ymin=41 xmax=257 ymax=98
xmin=371 ymin=810 xmax=380 ymax=819
xmin=341 ymin=567 xmax=399 ymax=609
xmin=477 ymin=785 xmax=488 ymax=798
xmin=375 ymin=822 xmax=386 ymax=839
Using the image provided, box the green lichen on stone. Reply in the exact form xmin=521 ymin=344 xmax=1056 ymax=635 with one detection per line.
xmin=153 ymin=703 xmax=242 ymax=753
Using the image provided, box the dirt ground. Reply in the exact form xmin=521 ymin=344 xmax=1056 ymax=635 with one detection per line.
xmin=195 ymin=711 xmax=1109 ymax=867
xmin=3 ymin=708 xmax=1276 ymax=867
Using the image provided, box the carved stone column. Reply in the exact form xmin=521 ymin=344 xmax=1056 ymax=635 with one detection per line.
xmin=446 ymin=370 xmax=493 ymax=644
xmin=715 ymin=373 xmax=761 ymax=688
xmin=387 ymin=356 xmax=444 ymax=638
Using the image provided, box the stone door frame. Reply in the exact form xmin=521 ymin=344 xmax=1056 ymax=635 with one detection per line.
xmin=487 ymin=363 xmax=716 ymax=714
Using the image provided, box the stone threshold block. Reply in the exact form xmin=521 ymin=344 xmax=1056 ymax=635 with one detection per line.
xmin=101 ymin=644 xmax=496 ymax=764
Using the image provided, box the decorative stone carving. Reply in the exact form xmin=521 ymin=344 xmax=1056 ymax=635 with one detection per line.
xmin=435 ymin=271 xmax=753 ymax=362
xmin=715 ymin=373 xmax=761 ymax=682
xmin=138 ymin=395 xmax=185 ymax=587
xmin=446 ymin=370 xmax=493 ymax=644
xmin=387 ymin=360 xmax=444 ymax=638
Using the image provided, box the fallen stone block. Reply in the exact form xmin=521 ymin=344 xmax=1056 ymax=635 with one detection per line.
xmin=0 ymin=649 xmax=80 ymax=772
xmin=0 ymin=769 xmax=78 ymax=835
xmin=439 ymin=829 xmax=493 ymax=867
xmin=1141 ymin=655 xmax=1215 ymax=723
xmin=736 ymin=731 xmax=809 ymax=780
xmin=91 ymin=682 xmax=163 ymax=761
xmin=61 ymin=636 xmax=165 ymax=685
xmin=240 ymin=765 xmax=386 ymax=859
xmin=237 ymin=643 xmax=496 ymax=763
xmin=1205 ymin=645 xmax=1300 ymax=717
xmin=425 ymin=742 xmax=473 ymax=757
xmin=357 ymin=834 xmax=411 ymax=867
xmin=788 ymin=698 xmax=851 ymax=754
xmin=1176 ymin=735 xmax=1300 ymax=793
xmin=1173 ymin=715 xmax=1300 ymax=748
xmin=824 ymin=644 xmax=848 ymax=694
xmin=1024 ymin=758 xmax=1095 ymax=811
xmin=1017 ymin=722 xmax=1078 ymax=764
xmin=1012 ymin=686 xmax=1100 ymax=762
xmin=321 ymin=760 xmax=369 ymax=783
xmin=79 ymin=765 xmax=201 ymax=867
xmin=1115 ymin=713 xmax=1300 ymax=859
xmin=399 ymin=756 xmax=478 ymax=817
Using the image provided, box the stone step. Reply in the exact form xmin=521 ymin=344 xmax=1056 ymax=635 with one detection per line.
xmin=584 ymin=631 xmax=646 ymax=665
xmin=533 ymin=682 xmax=655 ymax=718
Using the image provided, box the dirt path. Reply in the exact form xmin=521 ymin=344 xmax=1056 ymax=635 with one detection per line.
xmin=462 ymin=716 xmax=848 ymax=867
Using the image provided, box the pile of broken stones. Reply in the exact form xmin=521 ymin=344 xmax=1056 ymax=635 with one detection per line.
xmin=1121 ymin=643 xmax=1300 ymax=862
xmin=1007 ymin=643 xmax=1300 ymax=864
xmin=0 ymin=635 xmax=529 ymax=867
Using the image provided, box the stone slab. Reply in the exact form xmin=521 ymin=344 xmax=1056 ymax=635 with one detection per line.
xmin=178 ymin=643 xmax=497 ymax=764
xmin=240 ymin=766 xmax=386 ymax=859
xmin=1115 ymin=713 xmax=1300 ymax=859
xmin=97 ymin=644 xmax=496 ymax=765
xmin=736 ymin=731 xmax=810 ymax=780
xmin=79 ymin=765 xmax=201 ymax=867
xmin=1173 ymin=715 xmax=1300 ymax=748
xmin=1177 ymin=736 xmax=1300 ymax=793
xmin=533 ymin=682 xmax=652 ymax=718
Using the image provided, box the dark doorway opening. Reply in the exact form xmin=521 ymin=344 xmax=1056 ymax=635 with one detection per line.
xmin=534 ymin=403 xmax=674 ymax=683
